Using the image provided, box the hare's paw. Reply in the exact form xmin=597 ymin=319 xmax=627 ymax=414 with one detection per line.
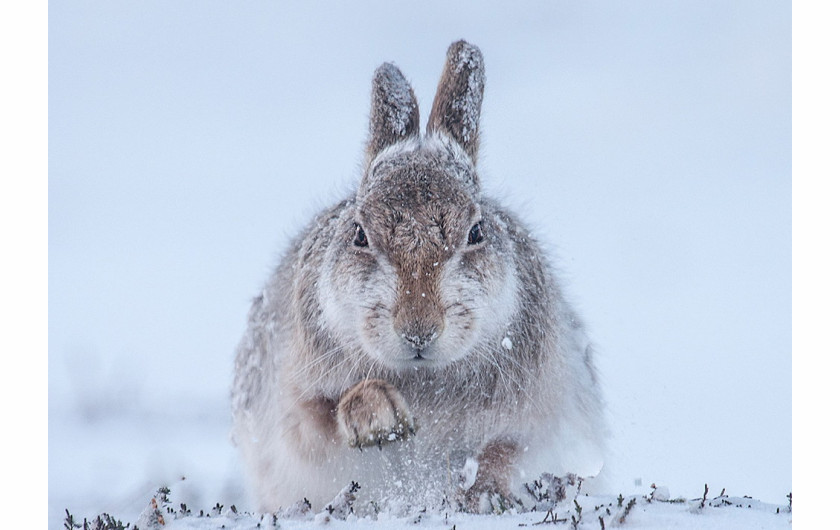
xmin=336 ymin=379 xmax=416 ymax=449
xmin=456 ymin=440 xmax=521 ymax=513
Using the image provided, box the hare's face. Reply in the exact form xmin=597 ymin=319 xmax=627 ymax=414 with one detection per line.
xmin=319 ymin=40 xmax=519 ymax=371
xmin=323 ymin=142 xmax=516 ymax=371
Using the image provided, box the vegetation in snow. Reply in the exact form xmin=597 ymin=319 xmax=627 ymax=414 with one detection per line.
xmin=63 ymin=477 xmax=792 ymax=530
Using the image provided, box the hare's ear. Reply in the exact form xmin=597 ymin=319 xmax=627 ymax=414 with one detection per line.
xmin=427 ymin=40 xmax=485 ymax=164
xmin=366 ymin=62 xmax=420 ymax=164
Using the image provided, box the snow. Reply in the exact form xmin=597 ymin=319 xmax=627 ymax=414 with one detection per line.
xmin=115 ymin=480 xmax=791 ymax=529
xmin=651 ymin=484 xmax=670 ymax=502
xmin=48 ymin=1 xmax=791 ymax=529
xmin=461 ymin=458 xmax=479 ymax=490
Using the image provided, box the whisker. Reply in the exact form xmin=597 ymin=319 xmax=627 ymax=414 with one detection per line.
xmin=338 ymin=348 xmax=370 ymax=394
xmin=475 ymin=348 xmax=540 ymax=411
xmin=289 ymin=351 xmax=356 ymax=405
xmin=286 ymin=343 xmax=346 ymax=379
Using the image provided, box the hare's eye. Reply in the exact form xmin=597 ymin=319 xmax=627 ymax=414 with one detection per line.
xmin=467 ymin=221 xmax=484 ymax=245
xmin=353 ymin=223 xmax=369 ymax=248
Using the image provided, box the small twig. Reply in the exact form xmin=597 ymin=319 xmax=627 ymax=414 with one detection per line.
xmin=541 ymin=508 xmax=556 ymax=524
xmin=532 ymin=508 xmax=567 ymax=525
xmin=699 ymin=484 xmax=709 ymax=509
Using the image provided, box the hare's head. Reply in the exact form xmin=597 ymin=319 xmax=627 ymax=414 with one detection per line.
xmin=322 ymin=41 xmax=518 ymax=371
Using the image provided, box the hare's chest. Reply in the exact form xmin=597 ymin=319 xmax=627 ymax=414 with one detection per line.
xmin=398 ymin=382 xmax=504 ymax=448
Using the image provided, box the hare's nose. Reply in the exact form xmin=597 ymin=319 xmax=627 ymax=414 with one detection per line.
xmin=400 ymin=324 xmax=441 ymax=351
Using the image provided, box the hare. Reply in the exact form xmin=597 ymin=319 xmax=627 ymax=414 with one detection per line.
xmin=231 ymin=40 xmax=605 ymax=514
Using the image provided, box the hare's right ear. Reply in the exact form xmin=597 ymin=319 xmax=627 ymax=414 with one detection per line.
xmin=365 ymin=63 xmax=420 ymax=165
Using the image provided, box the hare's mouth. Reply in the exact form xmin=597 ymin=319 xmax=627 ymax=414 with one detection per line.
xmin=384 ymin=347 xmax=446 ymax=370
xmin=403 ymin=348 xmax=435 ymax=363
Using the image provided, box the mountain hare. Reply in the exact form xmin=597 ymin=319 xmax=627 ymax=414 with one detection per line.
xmin=232 ymin=40 xmax=605 ymax=514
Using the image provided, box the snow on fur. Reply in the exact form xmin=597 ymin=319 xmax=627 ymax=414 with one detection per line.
xmin=450 ymin=41 xmax=484 ymax=145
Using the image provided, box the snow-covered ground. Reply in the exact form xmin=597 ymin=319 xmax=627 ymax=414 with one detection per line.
xmin=69 ymin=479 xmax=791 ymax=530
xmin=48 ymin=1 xmax=791 ymax=529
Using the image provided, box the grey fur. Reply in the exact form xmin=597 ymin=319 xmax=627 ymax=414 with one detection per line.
xmin=231 ymin=40 xmax=605 ymax=514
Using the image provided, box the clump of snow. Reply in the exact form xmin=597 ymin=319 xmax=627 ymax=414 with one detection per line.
xmin=651 ymin=483 xmax=671 ymax=502
xmin=460 ymin=457 xmax=479 ymax=490
xmin=280 ymin=497 xmax=312 ymax=519
xmin=321 ymin=481 xmax=360 ymax=521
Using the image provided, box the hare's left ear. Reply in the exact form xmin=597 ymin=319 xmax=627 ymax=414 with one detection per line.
xmin=427 ymin=40 xmax=486 ymax=164
xmin=366 ymin=62 xmax=420 ymax=164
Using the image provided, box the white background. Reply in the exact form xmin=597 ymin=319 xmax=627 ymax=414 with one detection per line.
xmin=43 ymin=1 xmax=792 ymax=527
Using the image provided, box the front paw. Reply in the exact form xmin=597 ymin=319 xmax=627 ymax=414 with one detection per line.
xmin=336 ymin=379 xmax=416 ymax=449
